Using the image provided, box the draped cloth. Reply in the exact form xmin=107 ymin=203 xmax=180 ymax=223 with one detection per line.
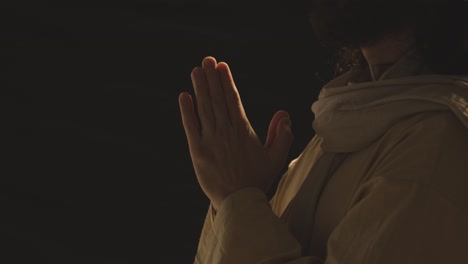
xmin=280 ymin=46 xmax=468 ymax=255
xmin=280 ymin=152 xmax=349 ymax=255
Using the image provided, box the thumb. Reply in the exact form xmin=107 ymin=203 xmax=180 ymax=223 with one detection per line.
xmin=264 ymin=110 xmax=289 ymax=148
xmin=269 ymin=117 xmax=294 ymax=167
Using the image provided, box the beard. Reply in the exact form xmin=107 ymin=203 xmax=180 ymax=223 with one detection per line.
xmin=307 ymin=0 xmax=419 ymax=49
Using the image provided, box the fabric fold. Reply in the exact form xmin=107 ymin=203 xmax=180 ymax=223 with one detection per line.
xmin=280 ymin=151 xmax=349 ymax=255
xmin=312 ymin=76 xmax=468 ymax=152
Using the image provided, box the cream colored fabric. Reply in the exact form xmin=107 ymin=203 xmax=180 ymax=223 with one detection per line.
xmin=193 ymin=48 xmax=468 ymax=264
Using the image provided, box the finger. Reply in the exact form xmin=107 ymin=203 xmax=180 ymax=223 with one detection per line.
xmin=216 ymin=62 xmax=248 ymax=127
xmin=179 ymin=92 xmax=201 ymax=144
xmin=265 ymin=111 xmax=290 ymax=148
xmin=269 ymin=117 xmax=294 ymax=169
xmin=202 ymin=57 xmax=231 ymax=127
xmin=191 ymin=67 xmax=215 ymax=133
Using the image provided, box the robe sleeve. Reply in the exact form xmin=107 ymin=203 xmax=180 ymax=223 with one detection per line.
xmin=194 ymin=179 xmax=468 ymax=264
xmin=193 ymin=187 xmax=323 ymax=264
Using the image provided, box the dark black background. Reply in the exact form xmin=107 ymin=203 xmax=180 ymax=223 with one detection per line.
xmin=2 ymin=2 xmax=336 ymax=263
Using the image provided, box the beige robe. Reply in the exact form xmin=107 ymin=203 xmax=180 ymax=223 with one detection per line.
xmin=193 ymin=47 xmax=468 ymax=263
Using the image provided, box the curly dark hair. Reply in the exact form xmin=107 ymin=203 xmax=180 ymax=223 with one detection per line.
xmin=307 ymin=0 xmax=468 ymax=77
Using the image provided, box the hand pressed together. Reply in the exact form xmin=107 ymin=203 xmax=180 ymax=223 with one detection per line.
xmin=178 ymin=56 xmax=294 ymax=211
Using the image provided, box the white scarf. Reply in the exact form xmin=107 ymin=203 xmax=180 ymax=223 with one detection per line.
xmin=311 ymin=48 xmax=468 ymax=153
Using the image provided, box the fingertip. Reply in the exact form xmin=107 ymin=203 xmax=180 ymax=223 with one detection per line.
xmin=275 ymin=110 xmax=290 ymax=120
xmin=278 ymin=118 xmax=291 ymax=135
xmin=284 ymin=117 xmax=291 ymax=127
xmin=179 ymin=92 xmax=190 ymax=102
xmin=203 ymin=56 xmax=217 ymax=68
xmin=216 ymin=62 xmax=230 ymax=72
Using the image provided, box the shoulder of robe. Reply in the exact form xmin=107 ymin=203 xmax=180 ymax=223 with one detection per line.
xmin=371 ymin=110 xmax=468 ymax=213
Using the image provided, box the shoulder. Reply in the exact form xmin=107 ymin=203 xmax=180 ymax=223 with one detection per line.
xmin=410 ymin=110 xmax=466 ymax=136
xmin=371 ymin=111 xmax=468 ymax=212
xmin=377 ymin=110 xmax=468 ymax=158
xmin=393 ymin=110 xmax=467 ymax=143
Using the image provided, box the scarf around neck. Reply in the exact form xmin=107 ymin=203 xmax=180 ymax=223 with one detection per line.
xmin=311 ymin=47 xmax=468 ymax=153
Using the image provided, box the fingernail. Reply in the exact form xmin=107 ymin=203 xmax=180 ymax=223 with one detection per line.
xmin=193 ymin=68 xmax=203 ymax=78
